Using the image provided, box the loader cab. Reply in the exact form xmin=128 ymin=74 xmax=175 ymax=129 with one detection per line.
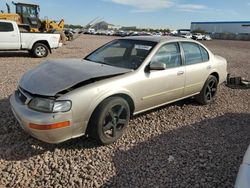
xmin=15 ymin=2 xmax=41 ymax=29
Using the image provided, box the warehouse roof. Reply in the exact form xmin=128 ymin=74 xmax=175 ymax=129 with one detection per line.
xmin=191 ymin=21 xmax=250 ymax=24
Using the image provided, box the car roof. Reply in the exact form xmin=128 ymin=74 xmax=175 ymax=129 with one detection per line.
xmin=124 ymin=36 xmax=192 ymax=43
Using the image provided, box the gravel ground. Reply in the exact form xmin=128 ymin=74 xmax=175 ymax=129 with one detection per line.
xmin=0 ymin=35 xmax=249 ymax=188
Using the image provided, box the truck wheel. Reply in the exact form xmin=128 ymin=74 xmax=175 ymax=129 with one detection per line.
xmin=195 ymin=75 xmax=218 ymax=105
xmin=32 ymin=43 xmax=49 ymax=58
xmin=88 ymin=97 xmax=130 ymax=145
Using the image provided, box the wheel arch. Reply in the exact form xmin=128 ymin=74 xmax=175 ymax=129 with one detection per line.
xmin=85 ymin=92 xmax=135 ymax=136
xmin=32 ymin=40 xmax=51 ymax=53
xmin=91 ymin=93 xmax=135 ymax=117
xmin=108 ymin=93 xmax=135 ymax=116
xmin=210 ymin=72 xmax=219 ymax=83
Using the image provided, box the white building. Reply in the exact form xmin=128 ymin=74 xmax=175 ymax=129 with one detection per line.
xmin=191 ymin=21 xmax=250 ymax=34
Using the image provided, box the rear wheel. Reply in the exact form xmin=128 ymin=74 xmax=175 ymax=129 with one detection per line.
xmin=88 ymin=97 xmax=130 ymax=145
xmin=195 ymin=75 xmax=218 ymax=105
xmin=32 ymin=43 xmax=49 ymax=58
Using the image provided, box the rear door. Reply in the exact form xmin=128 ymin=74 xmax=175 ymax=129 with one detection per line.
xmin=181 ymin=42 xmax=211 ymax=96
xmin=0 ymin=22 xmax=20 ymax=50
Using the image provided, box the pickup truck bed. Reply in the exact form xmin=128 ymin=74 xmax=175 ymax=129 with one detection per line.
xmin=0 ymin=20 xmax=61 ymax=57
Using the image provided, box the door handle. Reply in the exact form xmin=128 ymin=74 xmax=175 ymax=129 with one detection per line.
xmin=177 ymin=71 xmax=184 ymax=76
xmin=207 ymin=65 xmax=212 ymax=70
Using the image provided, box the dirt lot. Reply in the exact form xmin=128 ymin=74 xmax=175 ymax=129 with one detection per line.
xmin=0 ymin=35 xmax=249 ymax=188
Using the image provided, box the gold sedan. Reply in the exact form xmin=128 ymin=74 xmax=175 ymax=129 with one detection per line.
xmin=10 ymin=36 xmax=227 ymax=145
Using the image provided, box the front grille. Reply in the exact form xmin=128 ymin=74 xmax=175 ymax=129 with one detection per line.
xmin=16 ymin=89 xmax=27 ymax=104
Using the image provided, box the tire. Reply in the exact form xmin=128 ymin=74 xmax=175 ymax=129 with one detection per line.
xmin=32 ymin=43 xmax=49 ymax=58
xmin=195 ymin=75 xmax=218 ymax=105
xmin=68 ymin=35 xmax=73 ymax=41
xmin=88 ymin=97 xmax=130 ymax=145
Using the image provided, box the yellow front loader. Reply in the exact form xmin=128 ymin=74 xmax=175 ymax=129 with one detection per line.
xmin=0 ymin=2 xmax=65 ymax=35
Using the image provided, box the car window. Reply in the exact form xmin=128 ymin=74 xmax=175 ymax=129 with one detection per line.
xmin=85 ymin=39 xmax=157 ymax=70
xmin=151 ymin=43 xmax=181 ymax=69
xmin=18 ymin=25 xmax=30 ymax=32
xmin=182 ymin=42 xmax=204 ymax=65
xmin=0 ymin=22 xmax=14 ymax=32
xmin=200 ymin=46 xmax=209 ymax=62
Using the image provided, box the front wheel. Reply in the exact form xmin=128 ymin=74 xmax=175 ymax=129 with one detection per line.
xmin=195 ymin=75 xmax=218 ymax=105
xmin=88 ymin=97 xmax=130 ymax=145
xmin=32 ymin=43 xmax=49 ymax=58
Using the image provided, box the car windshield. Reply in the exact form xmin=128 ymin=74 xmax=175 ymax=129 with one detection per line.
xmin=85 ymin=39 xmax=157 ymax=70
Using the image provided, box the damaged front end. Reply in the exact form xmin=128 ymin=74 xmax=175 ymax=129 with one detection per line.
xmin=15 ymin=70 xmax=127 ymax=113
xmin=16 ymin=87 xmax=71 ymax=113
xmin=17 ymin=73 xmax=124 ymax=113
xmin=19 ymin=59 xmax=132 ymax=97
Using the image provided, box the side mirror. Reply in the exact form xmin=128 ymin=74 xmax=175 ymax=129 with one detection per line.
xmin=149 ymin=62 xmax=166 ymax=70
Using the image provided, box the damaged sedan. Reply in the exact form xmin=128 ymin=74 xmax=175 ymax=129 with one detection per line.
xmin=10 ymin=36 xmax=227 ymax=145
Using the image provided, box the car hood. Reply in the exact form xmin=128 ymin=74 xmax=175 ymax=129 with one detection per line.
xmin=19 ymin=59 xmax=132 ymax=96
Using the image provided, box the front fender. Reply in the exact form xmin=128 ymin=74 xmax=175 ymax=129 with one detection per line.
xmin=88 ymin=88 xmax=136 ymax=119
xmin=59 ymin=86 xmax=135 ymax=130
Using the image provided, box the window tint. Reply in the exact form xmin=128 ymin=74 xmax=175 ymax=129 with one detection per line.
xmin=151 ymin=43 xmax=181 ymax=69
xmin=200 ymin=46 xmax=209 ymax=62
xmin=182 ymin=42 xmax=203 ymax=65
xmin=0 ymin=22 xmax=14 ymax=32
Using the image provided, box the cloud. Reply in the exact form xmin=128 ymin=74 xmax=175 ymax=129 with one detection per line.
xmin=104 ymin=0 xmax=174 ymax=12
xmin=178 ymin=4 xmax=207 ymax=12
xmin=105 ymin=1 xmax=207 ymax=13
xmin=213 ymin=8 xmax=239 ymax=16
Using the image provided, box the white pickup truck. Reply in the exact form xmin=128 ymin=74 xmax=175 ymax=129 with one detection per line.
xmin=0 ymin=20 xmax=62 ymax=58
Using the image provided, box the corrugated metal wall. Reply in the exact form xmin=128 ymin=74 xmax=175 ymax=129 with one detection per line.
xmin=191 ymin=22 xmax=250 ymax=34
xmin=191 ymin=22 xmax=250 ymax=40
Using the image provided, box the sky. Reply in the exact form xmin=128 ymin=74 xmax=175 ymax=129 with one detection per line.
xmin=0 ymin=0 xmax=250 ymax=29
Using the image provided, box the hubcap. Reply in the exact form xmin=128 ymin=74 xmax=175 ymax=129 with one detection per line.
xmin=102 ymin=104 xmax=128 ymax=138
xmin=35 ymin=46 xmax=46 ymax=56
xmin=205 ymin=79 xmax=217 ymax=101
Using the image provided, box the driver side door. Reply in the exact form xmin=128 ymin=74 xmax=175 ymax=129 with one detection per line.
xmin=137 ymin=42 xmax=186 ymax=111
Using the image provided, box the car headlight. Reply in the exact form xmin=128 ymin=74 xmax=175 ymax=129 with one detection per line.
xmin=29 ymin=98 xmax=72 ymax=113
xmin=53 ymin=101 xmax=72 ymax=113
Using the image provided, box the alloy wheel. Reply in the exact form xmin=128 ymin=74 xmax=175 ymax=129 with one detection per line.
xmin=102 ymin=104 xmax=128 ymax=138
xmin=205 ymin=79 xmax=217 ymax=102
xmin=35 ymin=46 xmax=46 ymax=57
